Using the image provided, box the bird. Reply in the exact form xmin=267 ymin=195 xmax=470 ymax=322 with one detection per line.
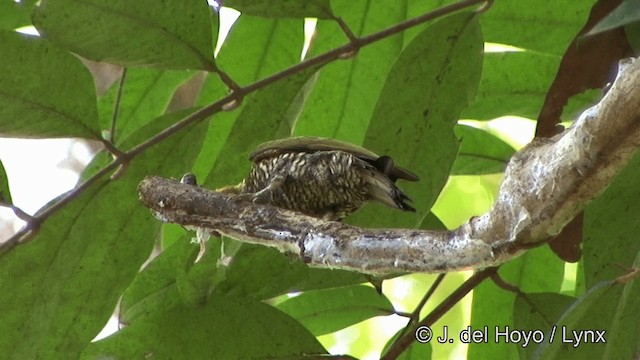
xmin=218 ymin=136 xmax=419 ymax=221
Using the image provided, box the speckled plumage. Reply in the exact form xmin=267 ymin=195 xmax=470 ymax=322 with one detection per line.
xmin=232 ymin=137 xmax=419 ymax=221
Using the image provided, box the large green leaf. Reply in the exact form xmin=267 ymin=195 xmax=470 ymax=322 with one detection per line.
xmin=276 ymin=285 xmax=394 ymax=336
xmin=566 ymin=152 xmax=640 ymax=360
xmin=462 ymin=52 xmax=559 ymax=120
xmin=481 ymin=0 xmax=593 ymax=55
xmin=468 ymin=246 xmax=566 ymax=360
xmin=462 ymin=51 xmax=601 ymax=122
xmin=583 ymin=153 xmax=640 ymax=286
xmin=33 ymin=0 xmax=216 ymax=70
xmin=119 ymin=233 xmax=226 ymax=324
xmin=213 ymin=244 xmax=366 ymax=300
xmin=191 ymin=15 xmax=306 ymax=187
xmin=120 ymin=233 xmax=366 ymax=326
xmin=83 ymin=296 xmax=326 ymax=359
xmin=0 ymin=0 xmax=38 ymax=30
xmin=349 ymin=11 xmax=483 ymax=229
xmin=513 ymin=292 xmax=577 ymax=360
xmin=0 ymin=160 xmax=11 ymax=204
xmin=202 ymin=66 xmax=318 ymax=189
xmin=587 ymin=0 xmax=640 ymax=36
xmin=0 ymin=111 xmax=208 ymax=358
xmin=0 ymin=30 xmax=100 ymax=139
xmin=530 ymin=276 xmax=639 ymax=360
xmin=224 ymin=0 xmax=334 ymax=19
xmin=294 ymin=0 xmax=434 ymax=143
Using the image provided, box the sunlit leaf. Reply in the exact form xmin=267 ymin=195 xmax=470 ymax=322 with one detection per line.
xmin=481 ymin=0 xmax=592 ymax=55
xmin=294 ymin=1 xmax=426 ymax=143
xmin=33 ymin=0 xmax=217 ymax=70
xmin=0 ymin=30 xmax=100 ymax=139
xmin=0 ymin=160 xmax=11 ymax=205
xmin=225 ymin=0 xmax=333 ymax=19
xmin=350 ymin=12 xmax=483 ymax=229
xmin=276 ymin=285 xmax=394 ymax=335
xmin=83 ymin=297 xmax=326 ymax=359
xmin=0 ymin=0 xmax=38 ymax=30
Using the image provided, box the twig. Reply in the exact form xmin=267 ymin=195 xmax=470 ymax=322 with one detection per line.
xmin=489 ymin=271 xmax=521 ymax=294
xmin=109 ymin=68 xmax=127 ymax=144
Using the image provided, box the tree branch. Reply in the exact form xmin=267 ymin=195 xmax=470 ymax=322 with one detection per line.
xmin=138 ymin=57 xmax=640 ymax=274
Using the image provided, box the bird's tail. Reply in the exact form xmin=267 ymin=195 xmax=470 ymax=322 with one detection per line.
xmin=362 ymin=170 xmax=416 ymax=212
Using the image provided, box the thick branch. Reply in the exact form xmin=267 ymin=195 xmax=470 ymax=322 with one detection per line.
xmin=139 ymin=58 xmax=640 ymax=275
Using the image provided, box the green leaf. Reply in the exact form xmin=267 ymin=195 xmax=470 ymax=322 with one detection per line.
xmin=83 ymin=296 xmax=326 ymax=359
xmin=531 ymin=276 xmax=640 ymax=360
xmin=97 ymin=68 xmax=197 ymax=144
xmin=122 ymin=233 xmax=366 ymax=325
xmin=584 ymin=152 xmax=640 ymax=286
xmin=350 ymin=11 xmax=484 ymax=229
xmin=0 ymin=112 xmax=209 ymax=358
xmin=0 ymin=160 xmax=11 ymax=204
xmin=0 ymin=30 xmax=100 ymax=139
xmin=513 ymin=292 xmax=576 ymax=360
xmin=481 ymin=0 xmax=593 ymax=55
xmin=225 ymin=0 xmax=334 ymax=19
xmin=452 ymin=125 xmax=515 ymax=175
xmin=468 ymin=246 xmax=565 ymax=359
xmin=294 ymin=0 xmax=422 ymax=143
xmin=202 ymin=67 xmax=319 ymax=189
xmin=586 ymin=0 xmax=640 ymax=36
xmin=565 ymin=152 xmax=640 ymax=360
xmin=213 ymin=245 xmax=366 ymax=300
xmin=0 ymin=0 xmax=38 ymax=30
xmin=119 ymin=237 xmax=198 ymax=324
xmin=463 ymin=52 xmax=558 ymax=120
xmin=215 ymin=15 xmax=304 ymax=83
xmin=193 ymin=15 xmax=306 ymax=187
xmin=33 ymin=0 xmax=217 ymax=70
xmin=276 ymin=285 xmax=394 ymax=336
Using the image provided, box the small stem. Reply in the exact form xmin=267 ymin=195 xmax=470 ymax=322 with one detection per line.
xmin=489 ymin=270 xmax=522 ymax=294
xmin=333 ymin=16 xmax=360 ymax=59
xmin=5 ymin=203 xmax=35 ymax=224
xmin=334 ymin=16 xmax=358 ymax=43
xmin=99 ymin=138 xmax=126 ymax=159
xmin=215 ymin=67 xmax=242 ymax=94
xmin=109 ymin=68 xmax=128 ymax=144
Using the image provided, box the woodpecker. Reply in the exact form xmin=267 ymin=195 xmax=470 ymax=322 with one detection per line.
xmin=219 ymin=136 xmax=419 ymax=221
